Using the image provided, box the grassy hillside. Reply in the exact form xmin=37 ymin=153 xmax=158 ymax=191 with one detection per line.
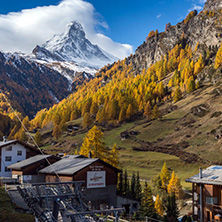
xmin=38 ymin=80 xmax=222 ymax=188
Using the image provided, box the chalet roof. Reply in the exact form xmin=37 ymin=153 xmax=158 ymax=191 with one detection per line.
xmin=0 ymin=139 xmax=40 ymax=153
xmin=61 ymin=155 xmax=86 ymax=159
xmin=39 ymin=156 xmax=120 ymax=176
xmin=8 ymin=155 xmax=59 ymax=170
xmin=0 ymin=140 xmax=17 ymax=147
xmin=39 ymin=157 xmax=98 ymax=176
xmin=186 ymin=165 xmax=222 ymax=185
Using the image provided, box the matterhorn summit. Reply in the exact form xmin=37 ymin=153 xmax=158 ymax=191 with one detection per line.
xmin=33 ymin=21 xmax=117 ymax=69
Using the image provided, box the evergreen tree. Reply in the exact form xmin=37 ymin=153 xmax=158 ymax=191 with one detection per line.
xmin=90 ymin=102 xmax=98 ymax=116
xmin=152 ymin=174 xmax=162 ymax=191
xmin=186 ymin=76 xmax=195 ymax=93
xmin=52 ymin=124 xmax=62 ymax=139
xmin=131 ymin=172 xmax=136 ymax=198
xmin=151 ymin=104 xmax=161 ymax=119
xmin=160 ymin=162 xmax=170 ymax=191
xmin=53 ymin=113 xmax=61 ymax=126
xmin=82 ymin=98 xmax=92 ymax=115
xmin=126 ymin=104 xmax=134 ymax=120
xmin=135 ymin=171 xmax=142 ymax=201
xmin=155 ymin=195 xmax=164 ymax=216
xmin=59 ymin=119 xmax=66 ymax=131
xmin=123 ymin=169 xmax=130 ymax=196
xmin=83 ymin=112 xmax=93 ymax=128
xmin=173 ymin=87 xmax=182 ymax=103
xmin=119 ymin=107 xmax=126 ymax=122
xmin=118 ymin=171 xmax=123 ymax=193
xmin=164 ymin=193 xmax=179 ymax=222
xmin=108 ymin=99 xmax=120 ymax=120
xmin=140 ymin=182 xmax=156 ymax=218
xmin=70 ymin=108 xmax=78 ymax=120
xmin=22 ymin=116 xmax=30 ymax=130
xmin=96 ymin=108 xmax=107 ymax=124
xmin=34 ymin=130 xmax=42 ymax=146
xmin=20 ymin=130 xmax=28 ymax=142
xmin=144 ymin=101 xmax=152 ymax=118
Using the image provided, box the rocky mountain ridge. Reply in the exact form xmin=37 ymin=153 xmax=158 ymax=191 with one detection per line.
xmin=126 ymin=0 xmax=222 ymax=73
xmin=33 ymin=21 xmax=117 ymax=69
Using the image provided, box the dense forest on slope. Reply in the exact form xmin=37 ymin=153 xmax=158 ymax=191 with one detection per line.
xmin=30 ymin=40 xmax=218 ymax=131
xmin=0 ymin=52 xmax=71 ymax=118
xmin=28 ymin=8 xmax=222 ymax=132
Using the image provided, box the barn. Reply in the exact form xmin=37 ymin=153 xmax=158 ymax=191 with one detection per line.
xmin=39 ymin=155 xmax=121 ymax=209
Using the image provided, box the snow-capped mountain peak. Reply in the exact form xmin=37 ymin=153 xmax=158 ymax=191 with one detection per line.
xmin=33 ymin=21 xmax=117 ymax=69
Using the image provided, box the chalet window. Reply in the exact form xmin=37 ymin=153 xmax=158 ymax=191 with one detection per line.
xmin=5 ymin=156 xmax=12 ymax=161
xmin=5 ymin=146 xmax=12 ymax=151
xmin=206 ymin=196 xmax=218 ymax=204
xmin=17 ymin=151 xmax=22 ymax=156
xmin=5 ymin=167 xmax=11 ymax=172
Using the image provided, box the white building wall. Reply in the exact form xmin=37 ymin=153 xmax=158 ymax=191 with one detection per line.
xmin=1 ymin=143 xmax=26 ymax=177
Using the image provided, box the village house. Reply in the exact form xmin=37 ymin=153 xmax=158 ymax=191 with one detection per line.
xmin=0 ymin=137 xmax=40 ymax=177
xmin=186 ymin=166 xmax=222 ymax=222
xmin=8 ymin=154 xmax=60 ymax=183
xmin=39 ymin=155 xmax=121 ymax=209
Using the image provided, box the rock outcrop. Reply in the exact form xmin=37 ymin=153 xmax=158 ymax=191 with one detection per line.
xmin=126 ymin=0 xmax=222 ymax=73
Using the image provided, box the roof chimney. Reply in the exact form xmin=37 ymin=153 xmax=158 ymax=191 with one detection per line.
xmin=88 ymin=151 xmax=92 ymax=159
xmin=3 ymin=136 xmax=7 ymax=142
xmin=199 ymin=167 xmax=202 ymax=179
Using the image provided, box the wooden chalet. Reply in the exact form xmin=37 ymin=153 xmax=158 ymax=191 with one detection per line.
xmin=8 ymin=154 xmax=60 ymax=183
xmin=186 ymin=166 xmax=222 ymax=222
xmin=39 ymin=155 xmax=121 ymax=209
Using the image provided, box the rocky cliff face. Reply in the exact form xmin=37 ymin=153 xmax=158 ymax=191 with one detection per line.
xmin=203 ymin=0 xmax=222 ymax=11
xmin=126 ymin=0 xmax=222 ymax=73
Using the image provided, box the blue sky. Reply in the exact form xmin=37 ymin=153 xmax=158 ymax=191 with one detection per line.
xmin=0 ymin=0 xmax=206 ymax=57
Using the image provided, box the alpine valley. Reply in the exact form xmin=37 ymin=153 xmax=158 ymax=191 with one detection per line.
xmin=2 ymin=0 xmax=222 ymax=185
xmin=0 ymin=21 xmax=117 ymax=118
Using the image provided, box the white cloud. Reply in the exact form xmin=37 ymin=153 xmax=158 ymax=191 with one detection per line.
xmin=0 ymin=0 xmax=133 ymax=59
xmin=198 ymin=0 xmax=206 ymax=4
xmin=188 ymin=3 xmax=204 ymax=12
xmin=156 ymin=14 xmax=162 ymax=19
xmin=188 ymin=4 xmax=204 ymax=11
xmin=187 ymin=0 xmax=206 ymax=12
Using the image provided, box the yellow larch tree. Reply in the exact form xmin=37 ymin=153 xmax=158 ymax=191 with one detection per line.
xmin=194 ymin=56 xmax=204 ymax=75
xmin=155 ymin=194 xmax=164 ymax=216
xmin=160 ymin=162 xmax=170 ymax=190
xmin=167 ymin=171 xmax=184 ymax=199
xmin=215 ymin=43 xmax=222 ymax=69
xmin=110 ymin=143 xmax=119 ymax=168
xmin=79 ymin=125 xmax=108 ymax=161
